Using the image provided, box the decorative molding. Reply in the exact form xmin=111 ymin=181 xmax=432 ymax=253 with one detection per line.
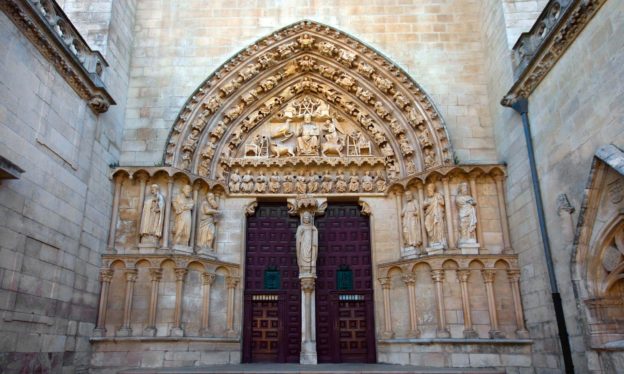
xmin=502 ymin=0 xmax=607 ymax=106
xmin=0 ymin=155 xmax=24 ymax=180
xmin=0 ymin=0 xmax=115 ymax=113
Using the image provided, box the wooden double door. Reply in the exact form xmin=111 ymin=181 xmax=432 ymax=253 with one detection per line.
xmin=242 ymin=203 xmax=376 ymax=363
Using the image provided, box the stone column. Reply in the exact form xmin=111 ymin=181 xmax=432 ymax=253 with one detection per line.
xmin=457 ymin=269 xmax=478 ymax=338
xmin=402 ymin=274 xmax=421 ymax=338
xmin=300 ymin=276 xmax=317 ymax=364
xmin=494 ymin=176 xmax=512 ymax=252
xmin=507 ymin=269 xmax=529 ymax=338
xmin=170 ymin=267 xmax=187 ymax=337
xmin=199 ymin=272 xmax=216 ymax=336
xmin=225 ymin=275 xmax=239 ymax=337
xmin=394 ymin=192 xmax=403 ymax=251
xmin=190 ymin=186 xmax=200 ymax=250
xmin=144 ymin=268 xmax=162 ymax=336
xmin=117 ymin=269 xmax=138 ymax=337
xmin=469 ymin=176 xmax=484 ymax=248
xmin=417 ymin=184 xmax=428 ymax=248
xmin=107 ymin=175 xmax=122 ymax=252
xmin=136 ymin=175 xmax=148 ymax=247
xmin=93 ymin=269 xmax=113 ymax=337
xmin=431 ymin=269 xmax=450 ymax=337
xmin=442 ymin=178 xmax=455 ymax=249
xmin=482 ymin=269 xmax=505 ymax=338
xmin=162 ymin=178 xmax=174 ymax=249
xmin=378 ymin=276 xmax=394 ymax=339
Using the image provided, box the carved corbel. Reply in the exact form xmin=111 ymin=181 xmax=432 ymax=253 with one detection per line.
xmin=245 ymin=201 xmax=258 ymax=216
xmin=359 ymin=200 xmax=372 ymax=216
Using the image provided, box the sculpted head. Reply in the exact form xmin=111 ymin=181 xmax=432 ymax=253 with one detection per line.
xmin=150 ymin=184 xmax=160 ymax=195
xmin=405 ymin=190 xmax=414 ymax=201
xmin=459 ymin=181 xmax=470 ymax=195
xmin=182 ymin=184 xmax=192 ymax=197
xmin=426 ymin=183 xmax=436 ymax=196
xmin=302 ymin=211 xmax=312 ymax=224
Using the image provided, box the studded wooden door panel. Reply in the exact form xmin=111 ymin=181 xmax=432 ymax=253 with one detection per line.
xmin=315 ymin=204 xmax=376 ymax=363
xmin=250 ymin=300 xmax=279 ymax=362
xmin=243 ymin=204 xmax=301 ymax=363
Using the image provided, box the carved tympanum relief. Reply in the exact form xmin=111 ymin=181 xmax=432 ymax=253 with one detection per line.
xmin=163 ymin=21 xmax=453 ymax=194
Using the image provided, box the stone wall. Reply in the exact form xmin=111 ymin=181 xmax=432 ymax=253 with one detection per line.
xmin=121 ymin=0 xmax=499 ymax=166
xmin=502 ymin=0 xmax=549 ymax=46
xmin=0 ymin=0 xmax=136 ymax=371
xmin=481 ymin=0 xmax=624 ymax=372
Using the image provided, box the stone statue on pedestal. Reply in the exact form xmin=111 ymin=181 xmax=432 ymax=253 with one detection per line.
xmin=139 ymin=184 xmax=165 ymax=245
xmin=402 ymin=191 xmax=422 ymax=248
xmin=172 ymin=185 xmax=194 ymax=247
xmin=197 ymin=192 xmax=219 ymax=254
xmin=423 ymin=183 xmax=447 ymax=250
xmin=456 ymin=181 xmax=479 ymax=252
xmin=296 ymin=211 xmax=318 ymax=277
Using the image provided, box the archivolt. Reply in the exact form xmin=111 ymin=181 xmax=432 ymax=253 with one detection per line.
xmin=164 ymin=20 xmax=453 ymax=180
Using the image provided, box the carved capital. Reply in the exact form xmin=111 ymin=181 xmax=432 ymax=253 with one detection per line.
xmin=402 ymin=274 xmax=416 ymax=286
xmin=225 ymin=276 xmax=240 ymax=289
xmin=202 ymin=272 xmax=216 ymax=285
xmin=99 ymin=269 xmax=114 ymax=283
xmin=507 ymin=269 xmax=521 ymax=283
xmin=148 ymin=268 xmax=163 ymax=282
xmin=174 ymin=268 xmax=188 ymax=281
xmin=431 ymin=269 xmax=445 ymax=283
xmin=456 ymin=269 xmax=471 ymax=283
xmin=378 ymin=276 xmax=392 ymax=289
xmin=287 ymin=195 xmax=327 ymax=218
xmin=125 ymin=269 xmax=138 ymax=282
xmin=481 ymin=269 xmax=497 ymax=283
xmin=300 ymin=277 xmax=316 ymax=292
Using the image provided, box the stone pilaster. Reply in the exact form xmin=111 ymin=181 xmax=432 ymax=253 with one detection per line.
xmin=93 ymin=269 xmax=114 ymax=337
xmin=116 ymin=269 xmax=138 ymax=337
xmin=144 ymin=268 xmax=162 ymax=336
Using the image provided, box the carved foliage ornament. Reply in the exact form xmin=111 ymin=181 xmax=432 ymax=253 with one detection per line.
xmin=164 ymin=21 xmax=453 ymax=184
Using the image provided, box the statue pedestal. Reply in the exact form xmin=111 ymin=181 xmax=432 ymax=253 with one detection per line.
xmin=426 ymin=242 xmax=445 ymax=255
xmin=299 ymin=275 xmax=317 ymax=365
xmin=196 ymin=247 xmax=217 ymax=259
xmin=400 ymin=246 xmax=422 ymax=259
xmin=138 ymin=242 xmax=159 ymax=254
xmin=458 ymin=240 xmax=479 ymax=255
xmin=172 ymin=244 xmax=193 ymax=255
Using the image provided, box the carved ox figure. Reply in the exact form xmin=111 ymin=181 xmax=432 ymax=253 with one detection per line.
xmin=321 ymin=142 xmax=343 ymax=157
xmin=270 ymin=142 xmax=296 ymax=158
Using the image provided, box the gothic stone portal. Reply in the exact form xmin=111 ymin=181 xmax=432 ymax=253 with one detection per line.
xmin=243 ymin=203 xmax=375 ymax=363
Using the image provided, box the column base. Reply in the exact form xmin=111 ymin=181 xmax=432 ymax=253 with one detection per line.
xmin=199 ymin=328 xmax=211 ymax=337
xmin=116 ymin=327 xmax=132 ymax=337
xmin=143 ymin=327 xmax=157 ymax=337
xmin=92 ymin=328 xmax=106 ymax=337
xmin=489 ymin=330 xmax=506 ymax=339
xmin=516 ymin=329 xmax=530 ymax=339
xmin=380 ymin=331 xmax=395 ymax=339
xmin=170 ymin=327 xmax=185 ymax=337
xmin=300 ymin=341 xmax=317 ymax=364
xmin=225 ymin=329 xmax=237 ymax=338
xmin=463 ymin=329 xmax=479 ymax=338
xmin=436 ymin=328 xmax=451 ymax=338
xmin=407 ymin=329 xmax=421 ymax=338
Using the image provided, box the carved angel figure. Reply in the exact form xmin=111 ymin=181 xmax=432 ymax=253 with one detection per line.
xmin=139 ymin=184 xmax=165 ymax=244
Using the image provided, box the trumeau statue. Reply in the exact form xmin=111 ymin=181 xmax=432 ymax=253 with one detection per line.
xmin=197 ymin=192 xmax=219 ymax=253
xmin=423 ymin=183 xmax=447 ymax=249
xmin=296 ymin=211 xmax=318 ymax=276
xmin=456 ymin=181 xmax=478 ymax=245
xmin=172 ymin=185 xmax=194 ymax=247
xmin=402 ymin=191 xmax=422 ymax=248
xmin=139 ymin=184 xmax=165 ymax=245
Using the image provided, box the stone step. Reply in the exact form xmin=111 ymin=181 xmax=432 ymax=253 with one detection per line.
xmin=120 ymin=363 xmax=506 ymax=374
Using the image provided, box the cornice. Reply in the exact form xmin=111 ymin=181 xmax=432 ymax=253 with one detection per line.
xmin=0 ymin=0 xmax=115 ymax=113
xmin=502 ymin=0 xmax=607 ymax=106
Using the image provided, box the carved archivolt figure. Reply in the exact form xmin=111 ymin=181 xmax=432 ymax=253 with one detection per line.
xmin=456 ymin=182 xmax=478 ymax=244
xmin=321 ymin=171 xmax=334 ymax=193
xmin=255 ymin=172 xmax=267 ymax=193
xmin=296 ymin=211 xmax=318 ymax=276
xmin=197 ymin=193 xmax=219 ymax=251
xmin=398 ymin=134 xmax=414 ymax=156
xmin=361 ymin=171 xmax=374 ymax=192
xmin=424 ymin=148 xmax=437 ymax=169
xmin=423 ymin=183 xmax=446 ymax=248
xmin=172 ymin=185 xmax=194 ymax=247
xmin=269 ymin=171 xmax=281 ymax=193
xmin=241 ymin=170 xmax=254 ymax=193
xmin=402 ymin=191 xmax=422 ymax=248
xmin=349 ymin=173 xmax=360 ymax=192
xmin=229 ymin=169 xmax=241 ymax=193
xmin=139 ymin=184 xmax=165 ymax=244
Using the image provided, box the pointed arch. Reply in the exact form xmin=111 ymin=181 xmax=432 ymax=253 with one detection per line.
xmin=163 ymin=20 xmax=454 ymax=185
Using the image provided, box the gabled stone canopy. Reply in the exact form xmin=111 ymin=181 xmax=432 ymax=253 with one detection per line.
xmin=164 ymin=20 xmax=453 ymax=182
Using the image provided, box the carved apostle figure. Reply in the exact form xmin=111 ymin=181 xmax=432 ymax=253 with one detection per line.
xmin=402 ymin=191 xmax=422 ymax=248
xmin=361 ymin=171 xmax=374 ymax=192
xmin=295 ymin=172 xmax=308 ymax=194
xmin=255 ymin=172 xmax=267 ymax=193
xmin=374 ymin=171 xmax=387 ymax=192
xmin=456 ymin=182 xmax=478 ymax=243
xmin=139 ymin=184 xmax=165 ymax=244
xmin=423 ymin=183 xmax=446 ymax=248
xmin=296 ymin=211 xmax=318 ymax=276
xmin=283 ymin=172 xmax=294 ymax=193
xmin=336 ymin=171 xmax=348 ymax=193
xmin=348 ymin=173 xmax=360 ymax=192
xmin=241 ymin=170 xmax=254 ymax=193
xmin=197 ymin=193 xmax=219 ymax=251
xmin=308 ymin=173 xmax=320 ymax=193
xmin=172 ymin=185 xmax=194 ymax=247
xmin=269 ymin=171 xmax=281 ymax=193
xmin=229 ymin=169 xmax=241 ymax=193
xmin=321 ymin=171 xmax=334 ymax=193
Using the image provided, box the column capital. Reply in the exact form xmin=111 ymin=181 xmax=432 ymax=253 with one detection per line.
xmin=402 ymin=274 xmax=416 ymax=286
xmin=149 ymin=268 xmax=163 ymax=281
xmin=300 ymin=277 xmax=316 ymax=292
xmin=99 ymin=269 xmax=114 ymax=283
xmin=482 ymin=268 xmax=497 ymax=283
xmin=225 ymin=276 xmax=240 ymax=289
xmin=378 ymin=276 xmax=391 ymax=289
xmin=456 ymin=269 xmax=471 ymax=283
xmin=174 ymin=268 xmax=188 ymax=281
xmin=507 ymin=269 xmax=521 ymax=282
xmin=125 ymin=269 xmax=138 ymax=282
xmin=431 ymin=269 xmax=445 ymax=282
xmin=202 ymin=272 xmax=216 ymax=285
